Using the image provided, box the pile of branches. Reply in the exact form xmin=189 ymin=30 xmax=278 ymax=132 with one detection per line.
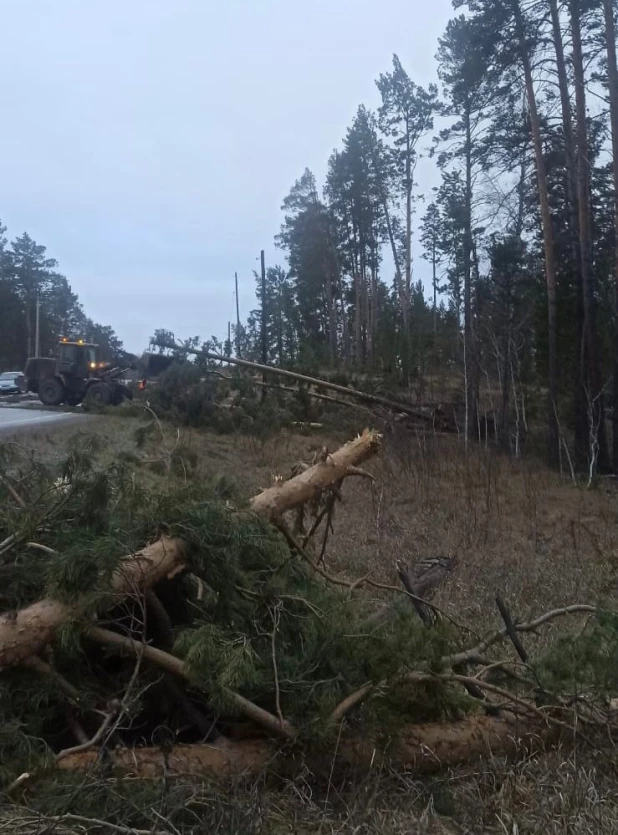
xmin=0 ymin=427 xmax=617 ymax=806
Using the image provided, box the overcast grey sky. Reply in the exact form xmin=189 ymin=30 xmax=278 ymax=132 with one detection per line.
xmin=0 ymin=0 xmax=452 ymax=353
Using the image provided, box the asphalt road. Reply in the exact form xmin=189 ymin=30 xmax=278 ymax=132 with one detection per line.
xmin=0 ymin=406 xmax=88 ymax=436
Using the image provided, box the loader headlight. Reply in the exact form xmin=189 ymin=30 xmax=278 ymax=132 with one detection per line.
xmin=89 ymin=362 xmax=96 ymax=369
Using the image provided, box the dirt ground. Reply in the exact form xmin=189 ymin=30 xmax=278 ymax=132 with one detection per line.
xmin=6 ymin=413 xmax=618 ymax=833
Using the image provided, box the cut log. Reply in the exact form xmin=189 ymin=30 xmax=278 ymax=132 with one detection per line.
xmin=58 ymin=737 xmax=272 ymax=780
xmin=58 ymin=713 xmax=554 ymax=780
xmin=250 ymin=429 xmax=381 ymax=521
xmin=346 ymin=713 xmax=555 ymax=773
xmin=0 ymin=536 xmax=187 ymax=670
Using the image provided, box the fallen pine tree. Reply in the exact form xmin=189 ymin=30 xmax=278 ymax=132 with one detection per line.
xmin=143 ymin=342 xmax=455 ymax=430
xmin=57 ymin=711 xmax=555 ymax=779
xmin=0 ymin=424 xmax=616 ymax=806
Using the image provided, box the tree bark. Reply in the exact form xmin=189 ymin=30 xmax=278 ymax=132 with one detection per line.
xmin=602 ymin=0 xmax=618 ymax=473
xmin=571 ymin=0 xmax=609 ymax=472
xmin=548 ymin=0 xmax=588 ymax=467
xmin=511 ymin=0 xmax=560 ymax=465
xmin=0 ymin=536 xmax=187 ymax=670
xmin=463 ymin=106 xmax=477 ymax=443
xmin=58 ymin=713 xmax=555 ymax=780
xmin=404 ymin=132 xmax=412 ymax=333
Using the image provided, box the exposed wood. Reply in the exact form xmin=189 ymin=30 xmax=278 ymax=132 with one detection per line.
xmin=0 ymin=536 xmax=187 ymax=670
xmin=57 ymin=713 xmax=555 ymax=780
xmin=58 ymin=737 xmax=272 ymax=780
xmin=250 ymin=429 xmax=381 ymax=521
xmin=346 ymin=713 xmax=555 ymax=773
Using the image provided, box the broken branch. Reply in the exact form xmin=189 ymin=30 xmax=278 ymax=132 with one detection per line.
xmin=86 ymin=625 xmax=297 ymax=740
xmin=250 ymin=429 xmax=381 ymax=521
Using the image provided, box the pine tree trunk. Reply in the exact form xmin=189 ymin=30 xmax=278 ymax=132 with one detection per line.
xmin=548 ymin=0 xmax=588 ymax=468
xmin=602 ymin=0 xmax=618 ymax=473
xmin=339 ymin=282 xmax=349 ymax=363
xmin=325 ymin=262 xmax=337 ymax=366
xmin=59 ymin=713 xmax=555 ymax=780
xmin=500 ymin=273 xmax=512 ymax=447
xmin=0 ymin=537 xmax=188 ymax=669
xmin=432 ymin=237 xmax=437 ymax=336
xmin=370 ymin=260 xmax=378 ymax=364
xmin=404 ymin=132 xmax=412 ymax=333
xmin=351 ymin=223 xmax=362 ymax=366
xmin=512 ymin=0 xmax=560 ymax=465
xmin=373 ymin=148 xmax=408 ymax=382
xmin=463 ymin=106 xmax=477 ymax=442
xmin=571 ymin=0 xmax=609 ymax=473
xmin=360 ymin=248 xmax=369 ymax=365
xmin=251 ymin=430 xmax=381 ymax=520
xmin=354 ymin=272 xmax=362 ymax=366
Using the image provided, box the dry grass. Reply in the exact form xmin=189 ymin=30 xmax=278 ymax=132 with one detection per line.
xmin=329 ymin=424 xmax=618 ymax=632
xmin=264 ymin=747 xmax=618 ymax=833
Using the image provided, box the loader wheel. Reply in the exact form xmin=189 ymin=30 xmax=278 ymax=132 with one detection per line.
xmin=39 ymin=377 xmax=65 ymax=407
xmin=85 ymin=382 xmax=112 ymax=407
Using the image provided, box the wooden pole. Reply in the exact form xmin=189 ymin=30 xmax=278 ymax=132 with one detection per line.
xmin=261 ymin=250 xmax=267 ymax=400
xmin=35 ymin=290 xmax=40 ymax=357
xmin=234 ymin=271 xmax=241 ymax=358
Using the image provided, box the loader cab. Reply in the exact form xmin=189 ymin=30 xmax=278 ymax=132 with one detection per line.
xmin=57 ymin=339 xmax=99 ymax=377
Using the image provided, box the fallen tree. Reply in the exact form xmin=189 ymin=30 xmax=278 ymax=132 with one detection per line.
xmin=146 ymin=343 xmax=453 ymax=429
xmin=0 ymin=426 xmax=615 ymax=805
xmin=250 ymin=428 xmax=380 ymax=521
xmin=0 ymin=430 xmax=381 ymax=673
xmin=58 ymin=712 xmax=554 ymax=779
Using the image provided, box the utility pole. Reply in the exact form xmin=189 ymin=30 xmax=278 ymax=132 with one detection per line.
xmin=260 ymin=250 xmax=267 ymax=398
xmin=35 ymin=290 xmax=41 ymax=357
xmin=234 ymin=271 xmax=241 ymax=357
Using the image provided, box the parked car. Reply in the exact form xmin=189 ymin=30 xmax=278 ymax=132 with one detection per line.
xmin=0 ymin=371 xmax=26 ymax=395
